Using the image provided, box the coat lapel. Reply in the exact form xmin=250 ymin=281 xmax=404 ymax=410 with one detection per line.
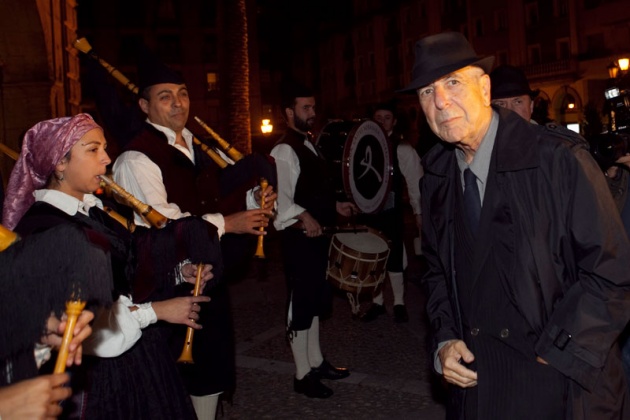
xmin=469 ymin=108 xmax=540 ymax=289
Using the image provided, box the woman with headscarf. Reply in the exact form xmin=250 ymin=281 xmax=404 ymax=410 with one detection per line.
xmin=2 ymin=114 xmax=212 ymax=419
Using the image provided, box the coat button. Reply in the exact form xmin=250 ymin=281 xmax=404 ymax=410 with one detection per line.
xmin=500 ymin=328 xmax=510 ymax=338
xmin=470 ymin=328 xmax=479 ymax=336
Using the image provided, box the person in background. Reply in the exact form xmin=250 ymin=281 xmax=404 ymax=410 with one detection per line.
xmin=271 ymin=82 xmax=355 ymax=399
xmin=490 ymin=64 xmax=539 ymax=123
xmin=359 ymin=101 xmax=423 ymax=323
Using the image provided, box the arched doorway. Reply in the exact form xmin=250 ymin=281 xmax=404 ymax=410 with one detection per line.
xmin=552 ymin=86 xmax=582 ymax=131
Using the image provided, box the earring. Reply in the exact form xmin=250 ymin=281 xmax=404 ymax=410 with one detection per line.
xmin=56 ymin=173 xmax=64 ymax=181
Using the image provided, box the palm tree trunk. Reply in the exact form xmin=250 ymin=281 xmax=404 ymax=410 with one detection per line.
xmin=223 ymin=0 xmax=251 ymax=154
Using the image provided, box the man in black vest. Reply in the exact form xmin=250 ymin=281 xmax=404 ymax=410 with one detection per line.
xmin=401 ymin=32 xmax=630 ymax=419
xmin=270 ymin=83 xmax=355 ymax=398
xmin=112 ymin=51 xmax=275 ymax=419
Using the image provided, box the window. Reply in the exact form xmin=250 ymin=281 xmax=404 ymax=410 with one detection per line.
xmin=418 ymin=1 xmax=427 ymax=18
xmin=586 ymin=33 xmax=605 ymax=56
xmin=206 ymin=72 xmax=218 ymax=92
xmin=528 ymin=44 xmax=542 ymax=65
xmin=496 ymin=51 xmax=509 ymax=66
xmin=494 ymin=9 xmax=508 ymax=31
xmin=200 ymin=1 xmax=217 ymax=27
xmin=203 ymin=35 xmax=218 ymax=63
xmin=554 ymin=0 xmax=569 ymax=17
xmin=556 ymin=38 xmax=571 ymax=60
xmin=525 ymin=3 xmax=539 ymax=26
xmin=155 ymin=0 xmax=179 ymax=25
xmin=475 ymin=18 xmax=484 ymax=37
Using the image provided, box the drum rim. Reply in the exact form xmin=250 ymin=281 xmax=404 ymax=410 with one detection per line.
xmin=341 ymin=120 xmax=393 ymax=214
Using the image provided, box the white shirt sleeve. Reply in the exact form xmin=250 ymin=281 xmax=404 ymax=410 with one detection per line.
xmin=82 ymin=295 xmax=155 ymax=358
xmin=397 ymin=143 xmax=424 ymax=215
xmin=270 ymin=143 xmax=306 ymax=230
xmin=113 ymin=150 xmax=227 ymax=236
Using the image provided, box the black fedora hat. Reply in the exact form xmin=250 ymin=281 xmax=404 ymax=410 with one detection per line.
xmin=398 ymin=32 xmax=494 ymax=94
xmin=490 ymin=65 xmax=539 ymax=100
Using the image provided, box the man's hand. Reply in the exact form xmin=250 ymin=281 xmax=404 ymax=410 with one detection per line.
xmin=607 ymin=154 xmax=630 ymax=179
xmin=336 ymin=201 xmax=358 ymax=217
xmin=415 ymin=214 xmax=422 ymax=232
xmin=438 ymin=339 xmax=478 ymax=388
xmin=254 ymin=184 xmax=277 ymax=211
xmin=181 ymin=263 xmax=213 ymax=293
xmin=152 ymin=296 xmax=211 ymax=329
xmin=0 ymin=373 xmax=71 ymax=420
xmin=41 ymin=310 xmax=95 ymax=368
xmin=224 ymin=209 xmax=273 ymax=235
xmin=536 ymin=356 xmax=548 ymax=365
xmin=297 ymin=211 xmax=322 ymax=237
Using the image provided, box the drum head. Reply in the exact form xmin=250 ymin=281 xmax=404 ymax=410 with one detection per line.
xmin=342 ymin=120 xmax=392 ymax=214
xmin=334 ymin=231 xmax=389 ymax=255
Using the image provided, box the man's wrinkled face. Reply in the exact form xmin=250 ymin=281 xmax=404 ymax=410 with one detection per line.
xmin=492 ymin=94 xmax=534 ymax=121
xmin=417 ymin=66 xmax=491 ymax=148
xmin=139 ymin=83 xmax=190 ymax=133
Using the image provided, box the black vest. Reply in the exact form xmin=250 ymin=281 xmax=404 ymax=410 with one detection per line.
xmin=277 ymin=129 xmax=336 ymax=226
xmin=125 ymin=124 xmax=221 ymax=215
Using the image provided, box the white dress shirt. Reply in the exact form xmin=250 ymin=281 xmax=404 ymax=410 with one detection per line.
xmin=33 ymin=189 xmax=156 ymax=358
xmin=270 ymin=138 xmax=319 ymax=231
xmin=397 ymin=143 xmax=423 ymax=215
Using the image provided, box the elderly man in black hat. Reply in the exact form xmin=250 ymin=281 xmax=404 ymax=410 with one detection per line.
xmin=490 ymin=64 xmax=539 ymax=122
xmin=401 ymin=31 xmax=630 ymax=419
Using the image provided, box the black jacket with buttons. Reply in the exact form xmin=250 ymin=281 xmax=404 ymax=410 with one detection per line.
xmin=422 ymin=107 xmax=630 ymax=418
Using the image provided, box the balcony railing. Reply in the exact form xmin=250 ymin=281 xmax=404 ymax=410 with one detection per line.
xmin=522 ymin=59 xmax=579 ymax=79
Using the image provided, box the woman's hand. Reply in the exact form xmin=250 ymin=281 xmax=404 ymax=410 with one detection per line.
xmin=0 ymin=374 xmax=71 ymax=420
xmin=152 ymin=296 xmax=211 ymax=329
xmin=254 ymin=184 xmax=277 ymax=211
xmin=181 ymin=264 xmax=213 ymax=293
xmin=40 ymin=310 xmax=94 ymax=368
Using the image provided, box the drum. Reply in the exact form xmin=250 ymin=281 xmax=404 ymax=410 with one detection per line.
xmin=317 ymin=120 xmax=393 ymax=214
xmin=326 ymin=228 xmax=390 ymax=296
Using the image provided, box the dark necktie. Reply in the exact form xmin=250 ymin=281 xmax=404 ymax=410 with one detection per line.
xmin=463 ymin=168 xmax=481 ymax=234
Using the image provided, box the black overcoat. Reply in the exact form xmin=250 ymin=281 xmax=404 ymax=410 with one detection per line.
xmin=422 ymin=108 xmax=630 ymax=419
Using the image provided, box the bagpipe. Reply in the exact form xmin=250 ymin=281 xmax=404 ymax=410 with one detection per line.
xmin=73 ymin=38 xmax=277 ymax=209
xmin=0 ymin=223 xmax=113 ymax=385
xmin=95 ymin=175 xmax=223 ymax=364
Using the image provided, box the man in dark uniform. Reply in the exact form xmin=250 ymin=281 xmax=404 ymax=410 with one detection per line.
xmin=359 ymin=101 xmax=423 ymax=323
xmin=112 ymin=51 xmax=275 ymax=419
xmin=400 ymin=32 xmax=630 ymax=419
xmin=270 ymin=83 xmax=355 ymax=399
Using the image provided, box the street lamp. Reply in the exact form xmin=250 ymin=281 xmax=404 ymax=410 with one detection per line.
xmin=608 ymin=62 xmax=620 ymax=79
xmin=261 ymin=119 xmax=273 ymax=134
xmin=609 ymin=57 xmax=629 ymax=79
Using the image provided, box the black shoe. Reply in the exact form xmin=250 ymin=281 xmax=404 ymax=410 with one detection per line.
xmin=294 ymin=372 xmax=333 ymax=398
xmin=393 ymin=304 xmax=409 ymax=323
xmin=311 ymin=359 xmax=350 ymax=380
xmin=360 ymin=303 xmax=386 ymax=322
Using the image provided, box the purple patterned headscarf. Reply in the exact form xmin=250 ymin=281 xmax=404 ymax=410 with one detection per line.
xmin=2 ymin=114 xmax=101 ymax=229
